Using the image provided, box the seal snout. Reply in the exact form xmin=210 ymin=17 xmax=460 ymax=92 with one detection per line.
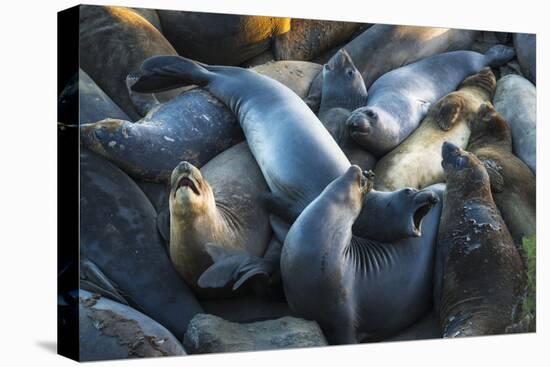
xmin=411 ymin=190 xmax=438 ymax=236
xmin=173 ymin=161 xmax=201 ymax=197
xmin=347 ymin=109 xmax=376 ymax=135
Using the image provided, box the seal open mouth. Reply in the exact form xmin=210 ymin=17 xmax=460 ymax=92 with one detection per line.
xmin=176 ymin=176 xmax=200 ymax=196
xmin=411 ymin=192 xmax=439 ymax=236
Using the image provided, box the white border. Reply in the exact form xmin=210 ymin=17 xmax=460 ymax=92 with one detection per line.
xmin=1 ymin=0 xmax=546 ymax=366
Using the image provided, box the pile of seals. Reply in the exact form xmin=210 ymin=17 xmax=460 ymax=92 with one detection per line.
xmin=59 ymin=5 xmax=536 ymax=361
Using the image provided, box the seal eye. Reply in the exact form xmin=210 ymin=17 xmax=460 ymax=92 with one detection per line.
xmin=346 ymin=69 xmax=354 ymax=77
xmin=454 ymin=156 xmax=468 ymax=170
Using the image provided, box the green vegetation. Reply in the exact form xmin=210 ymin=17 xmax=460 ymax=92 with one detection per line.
xmin=521 ymin=235 xmax=536 ymax=326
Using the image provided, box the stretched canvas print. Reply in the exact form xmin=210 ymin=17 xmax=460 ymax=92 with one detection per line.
xmin=57 ymin=3 xmax=537 ymax=362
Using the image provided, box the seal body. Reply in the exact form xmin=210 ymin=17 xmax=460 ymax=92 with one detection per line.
xmin=281 ymin=167 xmax=443 ymax=343
xmin=318 ymin=49 xmax=376 ymax=170
xmin=79 ymin=291 xmax=186 ymax=361
xmin=467 ymin=103 xmax=536 ymax=246
xmin=434 ymin=142 xmax=526 ymax=337
xmin=493 ymin=74 xmax=536 ymax=173
xmin=514 ymin=33 xmax=536 ymax=84
xmin=374 ymin=68 xmax=496 ymax=190
xmin=273 ymin=19 xmax=360 ymax=61
xmin=80 ymin=89 xmax=243 ymax=183
xmin=79 ymin=5 xmax=180 ymax=120
xmin=305 ymin=25 xmax=479 ymax=110
xmin=80 ymin=148 xmax=202 ymax=339
xmin=347 ymin=46 xmax=515 ymax=156
xmin=168 ymin=142 xmax=271 ymax=296
xmin=252 ymin=61 xmax=323 ymax=99
xmin=58 ymin=69 xmax=130 ymax=125
xmin=157 ymin=11 xmax=290 ymax=65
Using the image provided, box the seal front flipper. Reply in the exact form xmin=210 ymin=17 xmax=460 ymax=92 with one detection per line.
xmin=198 ymin=242 xmax=279 ymax=292
xmin=80 ymin=259 xmax=129 ymax=307
xmin=435 ymin=95 xmax=464 ymax=131
xmin=481 ymin=159 xmax=505 ymax=193
xmin=484 ymin=45 xmax=515 ymax=67
xmin=261 ymin=192 xmax=300 ymax=224
xmin=132 ymin=55 xmax=213 ymax=93
xmin=126 ymin=73 xmax=161 ymax=116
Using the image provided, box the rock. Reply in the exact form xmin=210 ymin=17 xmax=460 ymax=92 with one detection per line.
xmin=183 ymin=314 xmax=327 ymax=354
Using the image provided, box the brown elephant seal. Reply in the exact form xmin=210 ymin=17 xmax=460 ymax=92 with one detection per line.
xmin=467 ymin=103 xmax=536 ymax=246
xmin=273 ymin=19 xmax=360 ymax=61
xmin=281 ymin=167 xmax=444 ymax=344
xmin=434 ymin=142 xmax=526 ymax=337
xmin=168 ymin=143 xmax=271 ymax=297
xmin=79 ymin=291 xmax=186 ymax=361
xmin=305 ymin=25 xmax=480 ymax=111
xmin=79 ymin=5 xmax=180 ymax=120
xmin=157 ymin=10 xmax=290 ymax=65
xmin=318 ymin=49 xmax=376 ymax=170
xmin=374 ymin=67 xmax=496 ymax=191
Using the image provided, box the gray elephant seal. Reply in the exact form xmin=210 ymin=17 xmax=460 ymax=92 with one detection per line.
xmin=374 ymin=67 xmax=496 ymax=191
xmin=168 ymin=142 xmax=271 ymax=297
xmin=58 ymin=69 xmax=130 ymax=125
xmin=514 ymin=33 xmax=536 ymax=84
xmin=80 ymin=147 xmax=203 ymax=339
xmin=347 ymin=45 xmax=515 ymax=156
xmin=80 ymin=61 xmax=321 ymax=183
xmin=467 ymin=103 xmax=536 ymax=246
xmin=493 ymin=74 xmax=536 ymax=173
xmin=157 ymin=11 xmax=290 ymax=65
xmin=281 ymin=167 xmax=443 ymax=344
xmin=79 ymin=291 xmax=186 ymax=361
xmin=318 ymin=49 xmax=376 ymax=170
xmin=434 ymin=142 xmax=526 ymax=337
xmin=273 ymin=19 xmax=360 ymax=61
xmin=79 ymin=5 xmax=181 ymax=120
xmin=305 ymin=25 xmax=480 ymax=111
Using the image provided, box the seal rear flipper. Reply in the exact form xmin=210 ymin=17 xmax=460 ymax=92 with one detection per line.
xmin=132 ymin=55 xmax=213 ymax=93
xmin=80 ymin=259 xmax=128 ymax=306
xmin=198 ymin=243 xmax=252 ymax=289
xmin=484 ymin=45 xmax=515 ymax=67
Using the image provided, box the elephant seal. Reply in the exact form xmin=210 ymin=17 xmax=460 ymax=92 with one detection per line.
xmin=467 ymin=103 xmax=536 ymax=246
xmin=318 ymin=49 xmax=376 ymax=170
xmin=58 ymin=69 xmax=130 ymax=125
xmin=346 ymin=45 xmax=516 ymax=156
xmin=493 ymin=74 xmax=536 ymax=173
xmin=273 ymin=19 xmax=360 ymax=61
xmin=167 ymin=143 xmax=272 ymax=297
xmin=80 ymin=88 xmax=243 ymax=183
xmin=80 ymin=61 xmax=323 ymax=183
xmin=374 ymin=67 xmax=496 ymax=191
xmin=79 ymin=291 xmax=186 ymax=361
xmin=157 ymin=10 xmax=290 ymax=65
xmin=80 ymin=147 xmax=203 ymax=339
xmin=281 ymin=167 xmax=443 ymax=344
xmin=79 ymin=5 xmax=181 ymax=120
xmin=434 ymin=142 xmax=526 ymax=337
xmin=305 ymin=25 xmax=480 ymax=111
xmin=514 ymin=33 xmax=536 ymax=84
xmin=129 ymin=7 xmax=162 ymax=32
xmin=131 ymin=55 xmax=442 ymax=286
